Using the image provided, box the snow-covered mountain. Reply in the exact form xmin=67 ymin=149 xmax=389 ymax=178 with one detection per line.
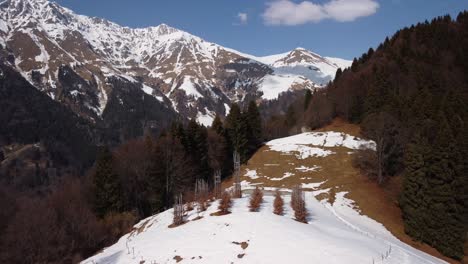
xmin=240 ymin=47 xmax=351 ymax=87
xmin=0 ymin=0 xmax=351 ymax=126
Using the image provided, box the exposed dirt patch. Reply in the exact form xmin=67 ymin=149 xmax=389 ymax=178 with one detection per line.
xmin=173 ymin=255 xmax=183 ymax=262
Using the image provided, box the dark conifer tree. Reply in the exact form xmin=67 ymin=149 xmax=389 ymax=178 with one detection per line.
xmin=92 ymin=147 xmax=124 ymax=217
xmin=351 ymin=58 xmax=358 ymax=72
xmin=285 ymin=105 xmax=297 ymax=128
xmin=211 ymin=115 xmax=224 ymax=135
xmin=304 ymin=89 xmax=312 ymax=111
xmin=225 ymin=103 xmax=248 ymax=160
xmin=246 ymin=101 xmax=262 ymax=153
xmin=146 ymin=142 xmax=167 ymax=214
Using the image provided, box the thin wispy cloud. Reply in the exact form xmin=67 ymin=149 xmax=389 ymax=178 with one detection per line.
xmin=238 ymin=12 xmax=248 ymax=24
xmin=262 ymin=0 xmax=379 ymax=26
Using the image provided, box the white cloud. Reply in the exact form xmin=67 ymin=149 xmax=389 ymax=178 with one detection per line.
xmin=237 ymin=12 xmax=248 ymax=25
xmin=263 ymin=0 xmax=379 ymax=25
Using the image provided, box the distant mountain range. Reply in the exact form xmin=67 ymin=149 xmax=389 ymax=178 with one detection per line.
xmin=0 ymin=0 xmax=351 ymax=127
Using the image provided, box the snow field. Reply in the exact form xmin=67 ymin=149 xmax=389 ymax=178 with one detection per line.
xmin=266 ymin=131 xmax=376 ymax=159
xmin=84 ymin=190 xmax=446 ymax=264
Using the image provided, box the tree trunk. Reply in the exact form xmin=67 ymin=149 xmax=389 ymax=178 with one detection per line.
xmin=377 ymin=137 xmax=384 ymax=184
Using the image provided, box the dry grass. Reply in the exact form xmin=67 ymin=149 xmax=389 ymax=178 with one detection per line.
xmin=235 ymin=118 xmax=461 ymax=263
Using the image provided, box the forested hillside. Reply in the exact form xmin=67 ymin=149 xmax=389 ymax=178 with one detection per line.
xmin=0 ymin=95 xmax=263 ymax=263
xmin=285 ymin=12 xmax=468 ymax=260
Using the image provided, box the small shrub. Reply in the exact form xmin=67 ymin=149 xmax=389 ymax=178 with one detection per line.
xmin=273 ymin=189 xmax=284 ymax=215
xmin=249 ymin=187 xmax=263 ymax=212
xmin=329 ymin=188 xmax=336 ymax=205
xmin=218 ymin=191 xmax=232 ymax=214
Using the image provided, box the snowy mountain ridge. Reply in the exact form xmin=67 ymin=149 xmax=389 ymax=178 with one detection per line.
xmin=0 ymin=0 xmax=351 ymax=125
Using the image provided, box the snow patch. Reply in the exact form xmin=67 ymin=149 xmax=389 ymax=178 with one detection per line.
xmin=224 ymin=103 xmax=231 ymax=115
xmin=267 ymin=143 xmax=333 ymax=159
xmin=244 ymin=169 xmax=260 ymax=180
xmin=179 ymin=76 xmax=203 ymax=99
xmin=141 ymin=83 xmax=164 ymax=102
xmin=267 ymin=131 xmax=375 ymax=151
xmin=295 ymin=165 xmax=320 ymax=172
xmin=302 ymin=181 xmax=326 ymax=189
xmin=196 ymin=108 xmax=215 ymax=127
xmin=0 ymin=19 xmax=8 ymax=32
xmin=270 ymin=172 xmax=294 ymax=181
xmin=258 ymin=74 xmax=311 ymax=100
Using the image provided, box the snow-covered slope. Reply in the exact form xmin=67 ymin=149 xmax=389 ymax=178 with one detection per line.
xmin=84 ymin=131 xmax=446 ymax=264
xmin=0 ymin=0 xmax=350 ymax=124
xmin=83 ymin=193 xmax=446 ymax=264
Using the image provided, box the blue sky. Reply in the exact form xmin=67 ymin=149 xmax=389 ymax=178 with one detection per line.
xmin=56 ymin=0 xmax=467 ymax=60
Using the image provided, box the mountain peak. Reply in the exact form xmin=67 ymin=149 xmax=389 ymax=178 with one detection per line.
xmin=2 ymin=0 xmax=51 ymax=11
xmin=153 ymin=23 xmax=180 ymax=36
xmin=293 ymin=47 xmax=307 ymax=51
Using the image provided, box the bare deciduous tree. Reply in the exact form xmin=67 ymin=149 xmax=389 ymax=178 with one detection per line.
xmin=172 ymin=194 xmax=184 ymax=226
xmin=195 ymin=179 xmax=209 ymax=213
xmin=361 ymin=112 xmax=401 ymax=184
xmin=291 ymin=185 xmax=307 ymax=223
xmin=232 ymin=151 xmax=242 ymax=198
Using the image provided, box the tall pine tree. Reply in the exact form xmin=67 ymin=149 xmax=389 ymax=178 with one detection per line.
xmin=226 ymin=103 xmax=248 ymax=158
xmin=92 ymin=147 xmax=124 ymax=217
xmin=246 ymin=101 xmax=262 ymax=155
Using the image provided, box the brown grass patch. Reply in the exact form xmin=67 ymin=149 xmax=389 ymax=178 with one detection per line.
xmin=173 ymin=255 xmax=183 ymax=262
